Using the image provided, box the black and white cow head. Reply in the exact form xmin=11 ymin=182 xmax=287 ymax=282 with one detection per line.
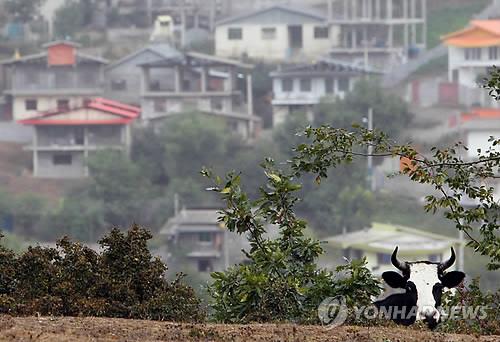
xmin=376 ymin=246 xmax=465 ymax=329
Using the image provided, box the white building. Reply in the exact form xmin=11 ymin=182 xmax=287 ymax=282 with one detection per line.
xmin=442 ymin=20 xmax=500 ymax=108
xmin=270 ymin=58 xmax=378 ymax=125
xmin=215 ymin=5 xmax=338 ymax=62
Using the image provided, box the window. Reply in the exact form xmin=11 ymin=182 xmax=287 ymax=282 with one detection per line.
xmin=338 ymin=77 xmax=349 ymax=92
xmin=198 ymin=259 xmax=213 ymax=272
xmin=154 ymin=99 xmax=166 ymax=112
xmin=211 ymin=98 xmax=224 ymax=111
xmin=199 ymin=232 xmax=212 ymax=243
xmin=314 ymin=26 xmax=329 ymax=39
xmin=300 ymin=78 xmax=311 ymax=92
xmin=352 ymin=249 xmax=363 ymax=260
xmin=282 ymin=78 xmax=293 ymax=92
xmin=53 ymin=154 xmax=72 ymax=165
xmin=465 ymin=48 xmax=482 ymax=61
xmin=57 ymin=99 xmax=70 ymax=111
xmin=111 ymin=79 xmax=127 ymax=91
xmin=261 ymin=27 xmax=276 ymax=40
xmin=325 ymin=78 xmax=334 ymax=93
xmin=25 ymin=99 xmax=37 ymax=110
xmin=429 ymin=254 xmax=441 ymax=262
xmin=150 ymin=80 xmax=160 ymax=91
xmin=228 ymin=27 xmax=242 ymax=40
xmin=377 ymin=253 xmax=391 ymax=265
xmin=489 ymin=46 xmax=499 ymax=60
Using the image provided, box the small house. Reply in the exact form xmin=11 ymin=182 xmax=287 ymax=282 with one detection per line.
xmin=159 ymin=208 xmax=250 ymax=274
xmin=18 ymin=98 xmax=140 ymax=178
xmin=138 ymin=51 xmax=261 ymax=139
xmin=442 ymin=20 xmax=500 ymax=108
xmin=326 ymin=222 xmax=462 ymax=276
xmin=105 ymin=43 xmax=182 ymax=105
xmin=215 ymin=5 xmax=337 ymax=62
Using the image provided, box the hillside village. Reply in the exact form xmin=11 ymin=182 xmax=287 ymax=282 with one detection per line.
xmin=0 ymin=0 xmax=498 ymax=291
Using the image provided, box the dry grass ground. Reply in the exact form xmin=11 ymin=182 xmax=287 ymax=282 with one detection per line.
xmin=0 ymin=316 xmax=498 ymax=342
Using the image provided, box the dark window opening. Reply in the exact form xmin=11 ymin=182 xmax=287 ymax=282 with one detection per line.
xmin=57 ymin=99 xmax=70 ymax=111
xmin=150 ymin=80 xmax=160 ymax=91
xmin=74 ymin=127 xmax=84 ymax=145
xmin=25 ymin=99 xmax=38 ymax=110
xmin=198 ymin=259 xmax=213 ymax=272
xmin=228 ymin=28 xmax=242 ymax=40
xmin=314 ymin=26 xmax=329 ymax=39
xmin=489 ymin=47 xmax=498 ymax=60
xmin=465 ymin=48 xmax=482 ymax=61
xmin=199 ymin=232 xmax=212 ymax=242
xmin=377 ymin=253 xmax=391 ymax=265
xmin=111 ymin=79 xmax=127 ymax=91
xmin=282 ymin=78 xmax=293 ymax=92
xmin=300 ymin=78 xmax=311 ymax=92
xmin=429 ymin=254 xmax=441 ymax=262
xmin=338 ymin=77 xmax=349 ymax=91
xmin=53 ymin=154 xmax=72 ymax=165
xmin=325 ymin=78 xmax=334 ymax=93
xmin=262 ymin=27 xmax=276 ymax=40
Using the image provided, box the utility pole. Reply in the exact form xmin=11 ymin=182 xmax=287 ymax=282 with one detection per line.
xmin=457 ymin=114 xmax=465 ymax=271
xmin=366 ymin=108 xmax=375 ymax=191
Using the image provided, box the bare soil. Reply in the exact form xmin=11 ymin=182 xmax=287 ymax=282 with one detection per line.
xmin=0 ymin=316 xmax=498 ymax=342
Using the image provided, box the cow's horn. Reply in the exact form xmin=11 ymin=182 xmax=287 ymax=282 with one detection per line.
xmin=439 ymin=247 xmax=456 ymax=271
xmin=391 ymin=246 xmax=409 ymax=272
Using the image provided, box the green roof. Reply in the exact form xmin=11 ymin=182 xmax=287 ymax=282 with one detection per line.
xmin=325 ymin=222 xmax=461 ymax=255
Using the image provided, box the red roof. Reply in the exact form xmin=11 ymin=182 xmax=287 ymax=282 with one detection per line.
xmin=18 ymin=98 xmax=140 ymax=126
xmin=442 ymin=20 xmax=500 ymax=47
xmin=462 ymin=108 xmax=500 ymax=121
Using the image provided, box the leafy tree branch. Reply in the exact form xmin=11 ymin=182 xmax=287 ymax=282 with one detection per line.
xmin=291 ymin=125 xmax=499 ymax=270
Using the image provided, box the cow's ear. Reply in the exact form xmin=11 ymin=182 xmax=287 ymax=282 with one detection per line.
xmin=441 ymin=271 xmax=465 ymax=288
xmin=382 ymin=271 xmax=406 ymax=288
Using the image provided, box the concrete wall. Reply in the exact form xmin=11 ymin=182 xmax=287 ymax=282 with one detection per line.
xmin=36 ymin=151 xmax=85 ymax=178
xmin=13 ymin=95 xmax=95 ymax=121
xmin=11 ymin=64 xmax=103 ymax=91
xmin=466 ymin=130 xmax=500 ymax=159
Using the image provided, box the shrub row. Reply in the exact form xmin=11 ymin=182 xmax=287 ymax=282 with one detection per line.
xmin=0 ymin=225 xmax=203 ymax=321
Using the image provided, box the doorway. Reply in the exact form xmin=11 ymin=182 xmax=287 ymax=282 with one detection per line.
xmin=288 ymin=25 xmax=303 ymax=51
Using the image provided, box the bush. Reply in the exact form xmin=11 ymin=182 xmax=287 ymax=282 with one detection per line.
xmin=203 ymin=162 xmax=381 ymax=324
xmin=0 ymin=225 xmax=203 ymax=321
xmin=438 ymin=278 xmax=500 ymax=335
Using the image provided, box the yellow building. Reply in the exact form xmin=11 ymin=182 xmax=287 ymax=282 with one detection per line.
xmin=326 ymin=222 xmax=462 ymax=276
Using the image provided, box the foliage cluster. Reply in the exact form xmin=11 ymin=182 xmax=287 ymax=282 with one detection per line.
xmin=292 ymin=124 xmax=500 ymax=269
xmin=0 ymin=225 xmax=202 ymax=321
xmin=439 ymin=278 xmax=500 ymax=335
xmin=203 ymin=161 xmax=381 ymax=323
